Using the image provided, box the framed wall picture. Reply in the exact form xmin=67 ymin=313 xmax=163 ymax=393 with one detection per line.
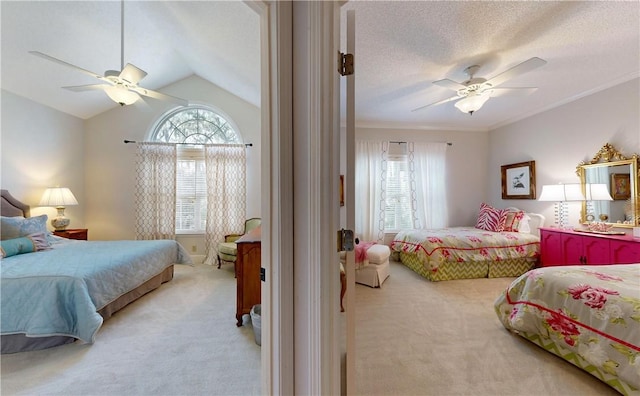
xmin=501 ymin=161 xmax=536 ymax=199
xmin=611 ymin=173 xmax=631 ymax=200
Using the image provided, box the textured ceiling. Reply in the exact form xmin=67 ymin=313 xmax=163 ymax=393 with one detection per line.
xmin=341 ymin=1 xmax=640 ymax=131
xmin=2 ymin=1 xmax=639 ymax=131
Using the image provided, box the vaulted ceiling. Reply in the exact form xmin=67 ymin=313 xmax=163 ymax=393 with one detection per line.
xmin=2 ymin=1 xmax=638 ymax=132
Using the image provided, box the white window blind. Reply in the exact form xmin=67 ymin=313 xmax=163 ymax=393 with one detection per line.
xmin=385 ymin=156 xmax=413 ymax=231
xmin=176 ymin=151 xmax=207 ymax=233
xmin=150 ymin=105 xmax=242 ymax=234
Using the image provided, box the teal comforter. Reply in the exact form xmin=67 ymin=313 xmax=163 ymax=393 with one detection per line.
xmin=1 ymin=239 xmax=191 ymax=344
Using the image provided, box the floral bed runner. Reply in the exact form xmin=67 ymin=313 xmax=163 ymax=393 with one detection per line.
xmin=495 ymin=264 xmax=640 ymax=392
xmin=391 ymin=227 xmax=539 ymax=269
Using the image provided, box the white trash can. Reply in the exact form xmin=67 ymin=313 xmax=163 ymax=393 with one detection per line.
xmin=250 ymin=304 xmax=261 ymax=346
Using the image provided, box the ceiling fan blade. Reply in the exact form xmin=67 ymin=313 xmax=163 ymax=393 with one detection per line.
xmin=62 ymin=84 xmax=110 ymax=92
xmin=29 ymin=51 xmax=105 ymax=80
xmin=133 ymin=95 xmax=153 ymax=112
xmin=411 ymin=95 xmax=460 ymax=112
xmin=130 ymin=86 xmax=189 ymax=106
xmin=120 ymin=63 xmax=148 ymax=85
xmin=490 ymin=87 xmax=538 ymax=97
xmin=433 ymin=78 xmax=466 ymax=91
xmin=485 ymin=57 xmax=547 ymax=88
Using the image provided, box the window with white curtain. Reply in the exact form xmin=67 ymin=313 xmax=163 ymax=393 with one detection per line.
xmin=356 ymin=140 xmax=448 ymax=240
xmin=150 ymin=106 xmax=241 ymax=234
xmin=385 ymin=155 xmax=413 ymax=231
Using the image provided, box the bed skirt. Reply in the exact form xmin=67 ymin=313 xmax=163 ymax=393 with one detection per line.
xmin=1 ymin=265 xmax=174 ymax=354
xmin=399 ymin=252 xmax=536 ymax=281
xmin=517 ymin=331 xmax=637 ymax=395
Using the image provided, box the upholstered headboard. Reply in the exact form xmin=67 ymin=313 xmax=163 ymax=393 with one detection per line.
xmin=1 ymin=190 xmax=30 ymax=217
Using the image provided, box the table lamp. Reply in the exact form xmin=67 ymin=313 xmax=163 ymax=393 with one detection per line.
xmin=39 ymin=187 xmax=78 ymax=230
xmin=539 ymin=183 xmax=585 ymax=228
xmin=583 ymin=183 xmax=613 ymax=222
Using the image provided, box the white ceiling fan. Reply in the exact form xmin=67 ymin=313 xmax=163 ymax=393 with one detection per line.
xmin=30 ymin=0 xmax=188 ymax=107
xmin=412 ymin=57 xmax=547 ymax=115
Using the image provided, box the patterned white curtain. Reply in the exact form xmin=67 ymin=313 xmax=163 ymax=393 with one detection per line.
xmin=204 ymin=144 xmax=246 ymax=265
xmin=355 ymin=140 xmax=387 ymax=242
xmin=409 ymin=142 xmax=448 ymax=229
xmin=134 ymin=142 xmax=177 ymax=240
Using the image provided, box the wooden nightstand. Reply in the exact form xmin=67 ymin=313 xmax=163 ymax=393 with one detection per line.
xmin=53 ymin=228 xmax=88 ymax=240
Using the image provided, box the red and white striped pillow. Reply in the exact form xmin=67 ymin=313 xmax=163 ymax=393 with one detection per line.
xmin=503 ymin=210 xmax=526 ymax=232
xmin=475 ymin=203 xmax=508 ymax=232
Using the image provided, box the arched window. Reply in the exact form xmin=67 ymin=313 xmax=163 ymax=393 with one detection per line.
xmin=150 ymin=106 xmax=242 ymax=233
xmin=151 ymin=106 xmax=242 ymax=144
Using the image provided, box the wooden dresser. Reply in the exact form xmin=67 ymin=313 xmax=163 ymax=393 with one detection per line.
xmin=235 ymin=226 xmax=261 ymax=326
xmin=540 ymin=227 xmax=640 ymax=267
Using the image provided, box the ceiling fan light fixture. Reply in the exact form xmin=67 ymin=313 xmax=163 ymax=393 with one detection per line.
xmin=454 ymin=90 xmax=491 ymax=115
xmin=105 ymin=84 xmax=139 ymax=106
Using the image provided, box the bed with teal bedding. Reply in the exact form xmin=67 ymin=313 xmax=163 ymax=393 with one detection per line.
xmin=0 ymin=189 xmax=192 ymax=353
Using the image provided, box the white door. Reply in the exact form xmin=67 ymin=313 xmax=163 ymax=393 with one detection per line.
xmin=342 ymin=8 xmax=356 ymax=396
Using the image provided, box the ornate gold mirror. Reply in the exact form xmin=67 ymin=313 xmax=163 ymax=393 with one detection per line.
xmin=576 ymin=143 xmax=640 ymax=228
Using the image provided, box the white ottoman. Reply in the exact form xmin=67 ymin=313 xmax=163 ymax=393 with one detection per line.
xmin=355 ymin=244 xmax=390 ymax=288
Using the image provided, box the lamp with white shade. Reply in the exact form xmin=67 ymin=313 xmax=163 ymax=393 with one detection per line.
xmin=583 ymin=183 xmax=613 ymax=222
xmin=39 ymin=187 xmax=79 ymax=230
xmin=538 ymin=183 xmax=585 ymax=229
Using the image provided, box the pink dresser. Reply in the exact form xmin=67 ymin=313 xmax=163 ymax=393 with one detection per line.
xmin=540 ymin=227 xmax=640 ymax=267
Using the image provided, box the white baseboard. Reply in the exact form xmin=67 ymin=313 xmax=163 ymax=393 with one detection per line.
xmin=190 ymin=255 xmax=206 ymax=264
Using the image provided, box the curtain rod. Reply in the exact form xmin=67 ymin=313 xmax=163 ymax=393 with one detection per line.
xmin=389 ymin=141 xmax=452 ymax=146
xmin=124 ymin=139 xmax=253 ymax=147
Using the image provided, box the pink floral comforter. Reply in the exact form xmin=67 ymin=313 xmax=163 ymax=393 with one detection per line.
xmin=495 ymin=264 xmax=640 ymax=393
xmin=391 ymin=227 xmax=539 ymax=267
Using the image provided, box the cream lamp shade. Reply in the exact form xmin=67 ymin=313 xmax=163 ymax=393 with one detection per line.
xmin=539 ymin=183 xmax=585 ymax=228
xmin=584 ymin=183 xmax=613 ymax=201
xmin=39 ymin=187 xmax=78 ymax=230
xmin=583 ymin=183 xmax=613 ymax=223
xmin=538 ymin=183 xmax=585 ymax=202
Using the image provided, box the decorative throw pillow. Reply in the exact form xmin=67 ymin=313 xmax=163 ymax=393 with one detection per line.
xmin=1 ymin=236 xmax=36 ymax=258
xmin=0 ymin=232 xmax=52 ymax=258
xmin=503 ymin=210 xmax=526 ymax=232
xmin=27 ymin=232 xmax=52 ymax=251
xmin=518 ymin=213 xmax=532 ymax=233
xmin=0 ymin=215 xmax=48 ymax=240
xmin=475 ymin=203 xmax=508 ymax=232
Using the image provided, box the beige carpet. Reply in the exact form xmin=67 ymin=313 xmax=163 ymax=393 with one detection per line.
xmin=1 ymin=261 xmax=621 ymax=396
xmin=0 ymin=263 xmax=261 ymax=396
xmin=352 ymin=261 xmax=619 ymax=396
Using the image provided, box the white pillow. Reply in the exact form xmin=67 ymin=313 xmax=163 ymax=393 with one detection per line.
xmin=518 ymin=213 xmax=531 ymax=233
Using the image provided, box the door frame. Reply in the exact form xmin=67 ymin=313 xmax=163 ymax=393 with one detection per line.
xmin=248 ymin=1 xmax=295 ymax=394
xmin=251 ymin=1 xmax=343 ymax=394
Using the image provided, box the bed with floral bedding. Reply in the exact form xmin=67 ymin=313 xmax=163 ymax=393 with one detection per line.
xmin=390 ymin=205 xmax=545 ymax=281
xmin=494 ymin=264 xmax=640 ymax=395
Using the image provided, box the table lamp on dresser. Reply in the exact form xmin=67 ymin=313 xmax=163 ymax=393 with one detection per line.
xmin=539 ymin=183 xmax=585 ymax=229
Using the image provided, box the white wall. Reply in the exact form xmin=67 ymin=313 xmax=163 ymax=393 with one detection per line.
xmin=1 ymin=90 xmax=85 ymax=230
xmin=354 ymin=127 xmax=490 ymax=226
xmin=488 ymin=78 xmax=640 ymax=230
xmin=83 ymin=75 xmax=261 ymax=249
